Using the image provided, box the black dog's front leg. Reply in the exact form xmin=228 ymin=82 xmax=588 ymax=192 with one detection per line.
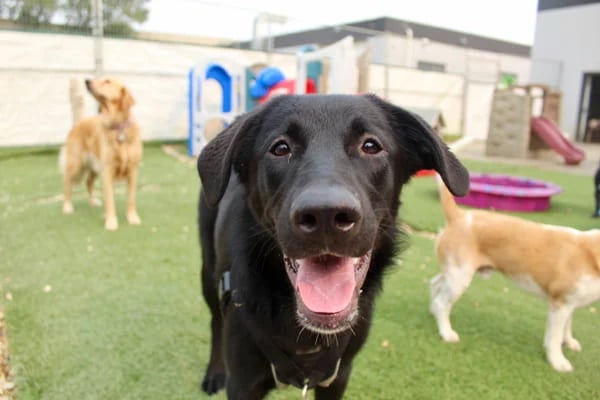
xmin=225 ymin=356 xmax=275 ymax=400
xmin=199 ymin=279 xmax=226 ymax=391
xmin=200 ymin=310 xmax=225 ymax=394
xmin=223 ymin=310 xmax=276 ymax=399
xmin=226 ymin=379 xmax=274 ymax=400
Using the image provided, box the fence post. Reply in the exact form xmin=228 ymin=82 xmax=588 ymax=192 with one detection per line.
xmin=460 ymin=38 xmax=469 ymax=136
xmin=383 ymin=33 xmax=390 ymax=100
xmin=92 ymin=0 xmax=104 ymax=77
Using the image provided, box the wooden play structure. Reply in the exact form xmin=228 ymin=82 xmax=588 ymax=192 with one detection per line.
xmin=486 ymin=84 xmax=584 ymax=165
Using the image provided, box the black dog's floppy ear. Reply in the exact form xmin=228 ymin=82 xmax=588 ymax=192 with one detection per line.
xmin=197 ymin=111 xmax=259 ymax=207
xmin=365 ymin=94 xmax=470 ymax=196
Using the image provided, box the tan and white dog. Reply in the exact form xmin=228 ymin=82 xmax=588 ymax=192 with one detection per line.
xmin=430 ymin=177 xmax=600 ymax=372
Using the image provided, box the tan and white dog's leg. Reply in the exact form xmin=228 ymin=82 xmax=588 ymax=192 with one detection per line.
xmin=430 ymin=265 xmax=475 ymax=342
xmin=102 ymin=169 xmax=118 ymax=230
xmin=61 ymin=147 xmax=76 ymax=214
xmin=544 ymin=303 xmax=575 ymax=372
xmin=126 ymin=167 xmax=141 ymax=225
xmin=86 ymin=171 xmax=102 ymax=207
xmin=562 ymin=314 xmax=581 ymax=352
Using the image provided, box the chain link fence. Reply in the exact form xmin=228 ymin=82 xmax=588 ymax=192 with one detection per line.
xmin=0 ymin=0 xmax=147 ymax=37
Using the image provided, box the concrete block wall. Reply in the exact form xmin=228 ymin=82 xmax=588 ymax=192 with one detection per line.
xmin=485 ymin=90 xmax=531 ymax=158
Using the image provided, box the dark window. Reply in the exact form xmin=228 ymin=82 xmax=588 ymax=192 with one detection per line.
xmin=417 ymin=61 xmax=446 ymax=73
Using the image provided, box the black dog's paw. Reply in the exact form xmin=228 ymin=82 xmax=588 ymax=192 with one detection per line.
xmin=200 ymin=370 xmax=226 ymax=395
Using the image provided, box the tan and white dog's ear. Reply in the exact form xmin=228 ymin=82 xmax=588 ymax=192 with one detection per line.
xmin=364 ymin=94 xmax=470 ymax=197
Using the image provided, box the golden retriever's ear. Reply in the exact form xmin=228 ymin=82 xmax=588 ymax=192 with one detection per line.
xmin=120 ymin=87 xmax=136 ymax=110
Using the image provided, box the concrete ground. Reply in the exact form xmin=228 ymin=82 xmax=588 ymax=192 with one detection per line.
xmin=454 ymin=139 xmax=600 ymax=176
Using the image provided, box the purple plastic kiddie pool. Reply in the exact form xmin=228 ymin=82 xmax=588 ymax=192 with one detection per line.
xmin=455 ymin=173 xmax=563 ymax=212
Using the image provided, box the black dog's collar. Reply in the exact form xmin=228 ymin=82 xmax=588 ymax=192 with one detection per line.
xmin=271 ymin=357 xmax=341 ymax=395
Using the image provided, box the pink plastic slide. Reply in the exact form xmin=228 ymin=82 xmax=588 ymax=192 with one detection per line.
xmin=530 ymin=117 xmax=585 ymax=165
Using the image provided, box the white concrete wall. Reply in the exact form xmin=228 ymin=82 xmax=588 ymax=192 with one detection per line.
xmin=531 ymin=3 xmax=600 ymax=137
xmin=367 ymin=34 xmax=530 ymax=138
xmin=0 ymin=31 xmax=298 ymax=146
xmin=0 ymin=30 xmax=509 ymax=146
xmin=369 ymin=64 xmax=465 ymax=133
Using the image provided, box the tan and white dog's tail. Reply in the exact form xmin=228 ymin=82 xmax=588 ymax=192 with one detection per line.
xmin=436 ymin=175 xmax=463 ymax=224
xmin=60 ymin=77 xmax=85 ymax=175
xmin=436 ymin=136 xmax=475 ymax=223
xmin=69 ymin=77 xmax=85 ymax=125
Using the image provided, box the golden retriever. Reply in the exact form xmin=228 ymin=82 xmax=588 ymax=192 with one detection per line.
xmin=60 ymin=77 xmax=142 ymax=230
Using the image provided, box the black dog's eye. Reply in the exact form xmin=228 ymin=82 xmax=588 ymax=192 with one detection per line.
xmin=270 ymin=140 xmax=291 ymax=157
xmin=361 ymin=138 xmax=382 ymax=155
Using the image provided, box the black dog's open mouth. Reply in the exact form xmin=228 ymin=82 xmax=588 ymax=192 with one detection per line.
xmin=284 ymin=251 xmax=372 ymax=334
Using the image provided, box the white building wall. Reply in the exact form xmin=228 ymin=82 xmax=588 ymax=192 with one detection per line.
xmin=531 ymin=3 xmax=600 ymax=137
xmin=368 ymin=35 xmax=530 ymax=84
xmin=368 ymin=34 xmax=530 ymax=138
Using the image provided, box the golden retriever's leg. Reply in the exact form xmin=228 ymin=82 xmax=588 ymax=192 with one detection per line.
xmin=544 ymin=302 xmax=574 ymax=372
xmin=126 ymin=167 xmax=141 ymax=225
xmin=563 ymin=314 xmax=581 ymax=352
xmin=63 ymin=171 xmax=75 ymax=214
xmin=86 ymin=172 xmax=102 ymax=207
xmin=62 ymin=155 xmax=83 ymax=214
xmin=429 ymin=265 xmax=475 ymax=343
xmin=102 ymin=169 xmax=118 ymax=230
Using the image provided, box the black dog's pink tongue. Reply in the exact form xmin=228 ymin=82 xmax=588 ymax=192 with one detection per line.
xmin=296 ymin=256 xmax=357 ymax=314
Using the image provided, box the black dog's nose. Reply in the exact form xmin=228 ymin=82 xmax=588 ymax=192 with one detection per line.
xmin=291 ymin=186 xmax=362 ymax=236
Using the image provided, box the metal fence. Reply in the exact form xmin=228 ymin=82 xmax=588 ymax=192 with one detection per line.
xmin=0 ymin=0 xmax=145 ymax=36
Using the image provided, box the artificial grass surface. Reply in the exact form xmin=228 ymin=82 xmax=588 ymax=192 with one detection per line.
xmin=0 ymin=146 xmax=598 ymax=399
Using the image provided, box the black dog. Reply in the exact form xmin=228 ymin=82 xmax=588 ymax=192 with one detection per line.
xmin=197 ymin=94 xmax=469 ymax=399
xmin=594 ymin=161 xmax=600 ymax=218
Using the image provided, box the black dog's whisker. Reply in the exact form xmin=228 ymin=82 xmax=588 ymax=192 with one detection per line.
xmin=347 ymin=325 xmax=357 ymax=337
xmin=296 ymin=326 xmax=307 ymax=343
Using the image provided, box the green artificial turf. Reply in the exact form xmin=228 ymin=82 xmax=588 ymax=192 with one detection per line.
xmin=0 ymin=146 xmax=598 ymax=399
